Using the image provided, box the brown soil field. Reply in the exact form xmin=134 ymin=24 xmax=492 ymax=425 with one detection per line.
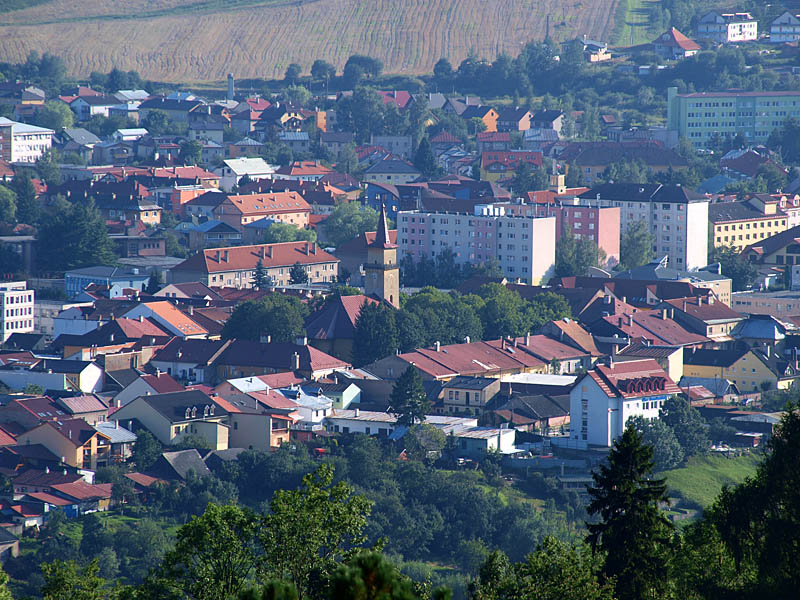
xmin=0 ymin=0 xmax=620 ymax=82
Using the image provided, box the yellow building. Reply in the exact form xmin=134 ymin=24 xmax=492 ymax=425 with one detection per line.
xmin=684 ymin=346 xmax=797 ymax=392
xmin=709 ymin=195 xmax=788 ymax=252
xmin=17 ymin=420 xmax=112 ymax=470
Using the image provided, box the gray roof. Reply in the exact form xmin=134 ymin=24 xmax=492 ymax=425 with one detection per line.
xmin=278 ymin=131 xmax=310 ymax=141
xmin=93 ymin=421 xmax=137 ymax=444
xmin=65 ymin=266 xmax=148 ymax=280
xmin=364 ymin=159 xmax=421 ymax=175
xmin=154 ymin=449 xmax=211 ymax=480
xmin=678 ymin=376 xmax=739 ymax=397
xmin=62 ymin=128 xmax=101 ymax=146
xmin=443 ymin=375 xmax=498 ymax=390
xmin=732 ymin=314 xmax=787 ymax=341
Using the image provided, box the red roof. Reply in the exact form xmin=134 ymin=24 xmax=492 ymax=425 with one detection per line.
xmin=430 ymin=131 xmax=461 ymax=145
xmin=257 ymin=372 xmax=305 ymax=387
xmin=115 ymin=317 xmax=171 ymax=339
xmin=124 ymin=472 xmax=163 ymax=487
xmin=51 ymin=481 xmax=112 ymax=501
xmin=377 ymin=90 xmax=413 ymax=109
xmin=481 ymin=151 xmax=543 ymax=170
xmin=174 ymin=241 xmax=338 ymax=275
xmin=245 ymin=97 xmax=272 ymax=111
xmin=477 ymin=131 xmax=511 ymax=143
xmin=219 ymin=191 xmax=311 ymax=217
xmin=589 ymin=359 xmax=681 ymax=399
xmin=653 ymin=27 xmax=700 ymax=51
xmin=141 ymin=372 xmax=185 ymax=394
xmin=0 ymin=160 xmax=14 ymax=179
xmin=0 ymin=426 xmax=16 ymax=447
xmin=274 ymin=161 xmax=333 ymax=177
xmin=602 ymin=310 xmax=709 ymax=346
xmin=25 ymin=491 xmax=73 ymax=506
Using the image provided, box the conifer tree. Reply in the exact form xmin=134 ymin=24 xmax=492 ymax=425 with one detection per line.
xmin=389 ymin=366 xmax=429 ymax=426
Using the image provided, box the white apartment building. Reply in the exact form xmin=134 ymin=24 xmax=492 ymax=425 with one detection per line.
xmin=696 ymin=11 xmax=758 ymax=43
xmin=0 ymin=281 xmax=34 ymax=342
xmin=0 ymin=117 xmax=54 ymax=164
xmin=576 ymin=184 xmax=709 ymax=270
xmin=397 ymin=204 xmax=556 ymax=284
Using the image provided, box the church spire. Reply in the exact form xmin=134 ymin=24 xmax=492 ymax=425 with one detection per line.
xmin=370 ymin=204 xmax=396 ymax=249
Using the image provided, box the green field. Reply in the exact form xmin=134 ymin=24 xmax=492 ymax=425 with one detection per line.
xmin=662 ymin=453 xmax=760 ymax=510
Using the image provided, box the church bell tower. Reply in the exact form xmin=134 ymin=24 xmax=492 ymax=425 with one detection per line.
xmin=364 ymin=204 xmax=399 ymax=308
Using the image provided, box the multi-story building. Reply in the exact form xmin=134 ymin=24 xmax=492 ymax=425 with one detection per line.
xmin=696 ymin=11 xmax=758 ymax=43
xmin=770 ymin=11 xmax=800 ymax=43
xmin=0 ymin=282 xmax=34 ymax=342
xmin=0 ymin=117 xmax=53 ymax=164
xmin=667 ymin=87 xmax=800 ymax=148
xmin=212 ymin=191 xmax=311 ymax=232
xmin=710 ymin=194 xmax=788 ymax=252
xmin=576 ymin=183 xmax=709 ymax=270
xmin=397 ymin=204 xmax=556 ymax=285
xmin=170 ymin=241 xmax=339 ymax=288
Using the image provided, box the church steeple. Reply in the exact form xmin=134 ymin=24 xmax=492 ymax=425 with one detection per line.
xmin=364 ymin=204 xmax=399 ymax=308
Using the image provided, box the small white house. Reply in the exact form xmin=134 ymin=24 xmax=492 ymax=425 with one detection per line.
xmin=214 ymin=157 xmax=276 ymax=191
xmin=569 ymin=358 xmax=681 ymax=448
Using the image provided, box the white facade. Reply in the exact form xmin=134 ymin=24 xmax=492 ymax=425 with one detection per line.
xmin=578 ymin=190 xmax=709 ymax=270
xmin=569 ymin=373 xmax=667 ymax=447
xmin=0 ymin=282 xmax=34 ymax=342
xmin=771 ymin=12 xmax=800 ymax=43
xmin=397 ymin=205 xmax=556 ymax=284
xmin=697 ymin=11 xmax=758 ymax=43
xmin=214 ymin=158 xmax=276 ymax=191
xmin=0 ymin=118 xmax=54 ymax=164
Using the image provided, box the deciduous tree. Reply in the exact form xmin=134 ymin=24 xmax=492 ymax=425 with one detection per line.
xmin=620 ymin=220 xmax=654 ymax=270
xmin=352 ymin=301 xmax=398 ymax=367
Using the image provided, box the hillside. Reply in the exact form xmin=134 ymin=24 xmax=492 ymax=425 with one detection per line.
xmin=0 ymin=0 xmax=620 ymax=82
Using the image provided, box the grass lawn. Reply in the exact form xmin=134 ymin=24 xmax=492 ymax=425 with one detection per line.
xmin=662 ymin=453 xmax=760 ymax=510
xmin=612 ymin=0 xmax=660 ymax=46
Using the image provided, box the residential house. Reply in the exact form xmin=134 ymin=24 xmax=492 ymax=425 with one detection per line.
xmin=590 ymin=309 xmax=709 ymax=349
xmin=480 ymin=151 xmax=543 ymax=182
xmin=320 ymin=132 xmax=355 ymax=155
xmin=569 ymin=358 xmax=681 ymax=447
xmin=476 ymin=131 xmax=511 ymax=153
xmin=278 ymin=131 xmax=310 ymax=154
xmin=657 ymin=296 xmax=743 ymax=342
xmin=170 ymin=242 xmax=339 ymax=288
xmin=149 ymin=338 xmax=230 ymax=383
xmin=113 ymin=371 xmax=185 ymax=407
xmin=497 ymin=108 xmax=533 ymax=132
xmin=710 ymin=195 xmax=788 ymax=252
xmin=215 ymin=157 xmax=276 ymax=191
xmin=188 ymin=119 xmax=225 ymax=144
xmin=187 ymin=220 xmax=242 ymax=251
xmin=214 ymin=339 xmax=350 ymax=381
xmin=484 ymin=393 xmax=570 ymax=433
xmin=0 ymin=359 xmax=104 ymax=393
xmin=123 ymin=301 xmax=209 ymax=339
xmin=212 ymin=191 xmax=311 ymax=232
xmin=531 ymin=110 xmax=564 ymax=135
xmin=304 ymin=295 xmax=381 ymax=362
xmin=684 ymin=346 xmax=797 ymax=392
xmin=68 ymin=95 xmax=119 ymax=120
xmin=571 ymin=36 xmax=612 ymax=62
xmin=273 ymin=161 xmax=334 ymax=183
xmin=439 ymin=376 xmax=501 ymax=416
xmin=652 ymin=28 xmax=700 ymax=59
xmin=559 ymin=141 xmax=689 ymax=183
xmin=742 ymin=224 xmax=800 ymax=272
xmin=461 ymin=106 xmax=499 ymax=133
xmin=17 ymin=420 xmax=112 ymax=470
xmin=616 ymin=343 xmax=685 ymax=383
xmin=363 ymin=159 xmax=422 ymax=185
xmin=369 ymin=135 xmax=413 ymax=159
xmin=770 ymin=11 xmax=800 ymax=43
xmin=138 ymin=97 xmax=205 ymax=122
xmin=696 ymin=11 xmax=758 ymax=43
xmin=147 ymin=449 xmax=211 ymax=480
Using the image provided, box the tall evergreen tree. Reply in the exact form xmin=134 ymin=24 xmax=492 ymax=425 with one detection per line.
xmin=413 ymin=137 xmax=438 ymax=178
xmin=389 ymin=366 xmax=429 ymax=426
xmin=12 ymin=173 xmax=40 ymax=225
xmin=352 ymin=302 xmax=398 ymax=367
xmin=586 ymin=425 xmax=674 ymax=600
xmin=289 ymin=262 xmax=308 ymax=284
xmin=253 ymin=259 xmax=270 ymax=290
xmin=146 ymin=270 xmax=163 ymax=294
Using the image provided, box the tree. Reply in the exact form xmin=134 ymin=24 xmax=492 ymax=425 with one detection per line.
xmin=222 ymin=295 xmax=309 ymax=343
xmin=586 ymin=426 xmax=674 ymax=600
xmin=259 ymin=464 xmax=373 ymax=600
xmin=12 ymin=172 xmax=40 ymax=225
xmin=146 ymin=270 xmax=163 ymax=294
xmin=554 ymin=225 xmax=600 ymax=277
xmin=404 ymin=423 xmax=446 ymax=463
xmin=261 ymin=222 xmax=316 ymax=244
xmin=659 ymin=396 xmax=709 ymax=458
xmin=0 ymin=565 xmax=12 ymax=600
xmin=144 ymin=109 xmax=170 ymax=135
xmin=35 ymin=148 xmax=61 ymax=186
xmin=413 ymin=137 xmax=438 ymax=178
xmin=390 ymin=366 xmax=429 ymax=426
xmin=80 ymin=512 xmax=111 ymax=558
xmin=336 ymin=144 xmax=358 ymax=175
xmin=132 ymin=430 xmax=162 ymax=471
xmin=162 ymin=503 xmax=258 ymax=600
xmin=710 ymin=246 xmax=758 ymax=291
xmin=253 ymin=259 xmax=271 ymax=290
xmin=284 ymin=63 xmax=302 ymax=85
xmin=510 ymin=161 xmax=547 ymax=194
xmin=323 ymin=203 xmax=382 ymax=247
xmin=36 ymin=198 xmax=116 ymax=273
xmin=628 ymin=415 xmax=684 ymax=470
xmin=620 ymin=220 xmax=654 ymax=270
xmin=311 ymin=60 xmax=336 ymax=84
xmin=0 ymin=186 xmax=16 ymax=224
xmin=352 ymin=301 xmax=398 ymax=367
xmin=34 ymin=100 xmax=74 ymax=131
xmin=41 ymin=559 xmax=105 ymax=600
xmin=286 ymin=85 xmax=311 ymax=107
xmin=289 ymin=262 xmax=308 ymax=284
xmin=708 ymin=401 xmax=800 ymax=597
xmin=329 ymin=552 xmax=418 ymax=600
xmin=433 ymin=58 xmax=454 ymax=89
xmin=179 ymin=140 xmax=203 ymax=165
xmin=239 ymin=580 xmax=299 ymax=600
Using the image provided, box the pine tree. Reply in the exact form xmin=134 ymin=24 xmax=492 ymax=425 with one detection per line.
xmin=413 ymin=137 xmax=438 ymax=178
xmin=586 ymin=425 xmax=674 ymax=600
xmin=289 ymin=261 xmax=308 ymax=284
xmin=12 ymin=173 xmax=40 ymax=225
xmin=253 ymin=259 xmax=270 ymax=289
xmin=146 ymin=271 xmax=163 ymax=294
xmin=390 ymin=366 xmax=430 ymax=426
xmin=352 ymin=302 xmax=398 ymax=367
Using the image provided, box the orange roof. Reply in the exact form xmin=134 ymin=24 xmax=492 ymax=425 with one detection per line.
xmin=141 ymin=372 xmax=185 ymax=394
xmin=654 ymin=27 xmax=700 ymax=51
xmin=125 ymin=472 xmax=163 ymax=487
xmin=174 ymin=241 xmax=338 ymax=275
xmin=51 ymin=481 xmax=112 ymax=500
xmin=275 ymin=161 xmax=334 ymax=177
xmin=150 ymin=166 xmax=217 ymax=180
xmin=589 ymin=358 xmax=681 ymax=399
xmin=221 ymin=191 xmax=311 ymax=216
xmin=142 ymin=301 xmax=209 ymax=337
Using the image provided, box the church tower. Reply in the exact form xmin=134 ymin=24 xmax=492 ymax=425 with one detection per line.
xmin=364 ymin=204 xmax=399 ymax=308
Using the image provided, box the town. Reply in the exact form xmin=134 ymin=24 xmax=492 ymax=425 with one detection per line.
xmin=0 ymin=4 xmax=797 ymax=600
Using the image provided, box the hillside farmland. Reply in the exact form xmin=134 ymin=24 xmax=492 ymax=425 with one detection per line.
xmin=0 ymin=0 xmax=620 ymax=82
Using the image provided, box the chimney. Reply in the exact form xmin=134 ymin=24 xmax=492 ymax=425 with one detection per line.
xmin=435 ymin=341 xmax=441 ymax=352
xmin=683 ymin=300 xmax=687 ymax=312
xmin=188 ymin=305 xmax=194 ymax=315
xmin=139 ymin=315 xmax=144 ymax=322
xmin=626 ymin=314 xmax=632 ymax=326
xmin=223 ymin=250 xmax=229 ymax=262
xmin=525 ymin=332 xmax=531 ymax=345
xmin=661 ymin=308 xmax=667 ymax=320
xmin=464 ymin=336 xmax=470 ymax=344
xmin=354 ymin=407 xmax=360 ymax=417
xmin=291 ymin=351 xmax=300 ymax=371
xmin=697 ymin=296 xmax=703 ymax=306
xmin=215 ymin=250 xmax=221 ymax=262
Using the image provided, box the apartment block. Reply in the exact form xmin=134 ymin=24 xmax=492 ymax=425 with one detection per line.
xmin=0 ymin=117 xmax=54 ymax=163
xmin=576 ymin=183 xmax=709 ymax=270
xmin=696 ymin=11 xmax=758 ymax=43
xmin=667 ymin=87 xmax=800 ymax=148
xmin=710 ymin=194 xmax=788 ymax=252
xmin=0 ymin=282 xmax=34 ymax=342
xmin=397 ymin=204 xmax=556 ymax=284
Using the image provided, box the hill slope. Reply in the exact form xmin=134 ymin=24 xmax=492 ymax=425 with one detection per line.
xmin=0 ymin=0 xmax=619 ymax=82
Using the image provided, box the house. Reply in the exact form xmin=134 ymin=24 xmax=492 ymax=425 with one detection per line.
xmin=214 ymin=339 xmax=350 ymax=381
xmin=147 ymin=449 xmax=211 ymax=481
xmin=741 ymin=224 xmax=800 ymax=271
xmin=369 ymin=135 xmax=413 ymax=159
xmin=188 ymin=120 xmax=225 ymax=144
xmin=461 ymin=106 xmax=499 ymax=133
xmin=497 ymin=108 xmax=533 ymax=132
xmin=0 ymin=118 xmax=54 ymax=164
xmin=710 ymin=195 xmax=788 ymax=253
xmin=278 ymin=131 xmax=310 ymax=154
xmin=572 ymin=35 xmax=612 ymax=62
xmin=64 ymin=267 xmax=148 ymax=300
xmin=652 ymin=28 xmax=700 ymax=59
xmin=476 ymin=131 xmax=510 ymax=153
xmin=68 ymin=95 xmax=119 ymax=120
xmin=215 ymin=157 xmax=276 ymax=191
xmin=439 ymin=376 xmax=501 ymax=416
xmin=212 ymin=191 xmax=311 ymax=232
xmin=770 ymin=11 xmax=800 ymax=43
xmin=17 ymin=420 xmax=112 ymax=470
xmin=149 ymin=338 xmax=230 ymax=383
xmin=320 ymin=132 xmax=355 ymax=155
xmin=123 ymin=301 xmax=209 ymax=339
xmin=314 ymin=381 xmax=361 ymax=409
xmin=569 ymin=358 xmax=681 ymax=447
xmin=697 ymin=11 xmax=758 ymax=43
xmin=656 ymin=296 xmax=743 ymax=342
xmin=683 ymin=346 xmax=797 ymax=392
xmin=560 ymin=141 xmax=689 ymax=184
xmin=304 ymin=295 xmax=381 ymax=362
xmin=170 ymin=242 xmax=339 ymax=288
xmin=111 ymin=389 xmax=231 ymax=450
xmin=485 ymin=393 xmax=570 ymax=433
xmin=187 ymin=220 xmax=242 ymax=251
xmin=92 ymin=421 xmax=137 ymax=462
xmin=113 ymin=371 xmax=185 ymax=406
xmin=273 ymin=161 xmax=334 ymax=183
xmin=480 ymin=151 xmax=543 ymax=182
xmin=0 ymin=282 xmax=34 ymax=343
xmin=363 ymin=158 xmax=421 ymax=185
xmin=531 ymin=110 xmax=564 ymax=135
xmin=616 ymin=342 xmax=685 ymax=383
xmin=590 ymin=309 xmax=709 ymax=349
xmin=0 ymin=359 xmax=104 ymax=393
xmin=138 ymin=97 xmax=205 ymax=122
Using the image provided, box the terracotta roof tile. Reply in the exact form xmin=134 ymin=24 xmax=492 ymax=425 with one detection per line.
xmin=173 ymin=241 xmax=338 ymax=275
xmin=589 ymin=358 xmax=681 ymax=399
